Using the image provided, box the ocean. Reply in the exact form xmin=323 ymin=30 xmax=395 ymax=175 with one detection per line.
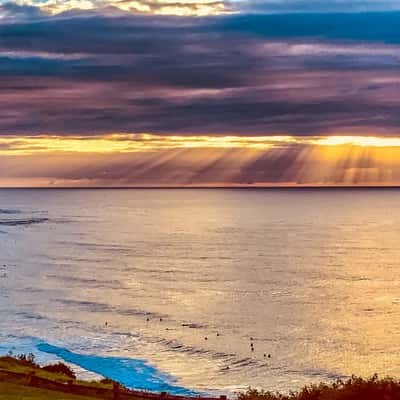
xmin=1 ymin=188 xmax=400 ymax=394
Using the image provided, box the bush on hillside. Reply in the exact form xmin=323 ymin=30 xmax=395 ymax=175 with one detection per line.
xmin=42 ymin=362 xmax=76 ymax=379
xmin=15 ymin=353 xmax=38 ymax=368
xmin=237 ymin=375 xmax=400 ymax=400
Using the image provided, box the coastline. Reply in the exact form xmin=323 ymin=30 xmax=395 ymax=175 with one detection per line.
xmin=0 ymin=338 xmax=205 ymax=397
xmin=0 ymin=355 xmax=225 ymax=400
xmin=2 ymin=354 xmax=400 ymax=400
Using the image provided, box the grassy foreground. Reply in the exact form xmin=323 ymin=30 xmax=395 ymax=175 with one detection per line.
xmin=2 ymin=355 xmax=400 ymax=399
xmin=0 ymin=354 xmax=117 ymax=400
xmin=0 ymin=381 xmax=99 ymax=400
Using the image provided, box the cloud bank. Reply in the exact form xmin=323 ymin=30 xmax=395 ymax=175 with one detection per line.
xmin=0 ymin=6 xmax=400 ymax=137
xmin=1 ymin=1 xmax=400 ymax=185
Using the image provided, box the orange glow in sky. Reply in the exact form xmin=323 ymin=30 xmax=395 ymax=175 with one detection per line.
xmin=2 ymin=134 xmax=400 ymax=187
xmin=2 ymin=134 xmax=400 ymax=156
xmin=14 ymin=0 xmax=229 ymax=16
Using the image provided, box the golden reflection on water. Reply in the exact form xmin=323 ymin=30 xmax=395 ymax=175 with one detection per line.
xmin=2 ymin=189 xmax=400 ymax=392
xmin=294 ymin=200 xmax=400 ymax=379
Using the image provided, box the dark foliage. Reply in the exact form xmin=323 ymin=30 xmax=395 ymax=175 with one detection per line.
xmin=100 ymin=378 xmax=118 ymax=385
xmin=237 ymin=375 xmax=400 ymax=400
xmin=15 ymin=353 xmax=38 ymax=368
xmin=42 ymin=362 xmax=76 ymax=379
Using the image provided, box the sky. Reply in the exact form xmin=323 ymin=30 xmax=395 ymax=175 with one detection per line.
xmin=1 ymin=0 xmax=400 ymax=186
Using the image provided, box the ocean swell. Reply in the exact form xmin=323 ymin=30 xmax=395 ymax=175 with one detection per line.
xmin=0 ymin=217 xmax=49 ymax=227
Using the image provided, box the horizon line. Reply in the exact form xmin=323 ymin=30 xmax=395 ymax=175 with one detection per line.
xmin=3 ymin=185 xmax=400 ymax=190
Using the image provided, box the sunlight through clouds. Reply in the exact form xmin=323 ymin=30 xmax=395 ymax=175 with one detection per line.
xmin=1 ymin=134 xmax=400 ymax=156
xmin=11 ymin=0 xmax=230 ymax=15
xmin=1 ymin=0 xmax=400 ymax=186
xmin=3 ymin=135 xmax=400 ymax=187
xmin=0 ymin=134 xmax=297 ymax=155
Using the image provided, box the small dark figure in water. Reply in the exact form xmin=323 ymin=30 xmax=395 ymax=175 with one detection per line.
xmin=205 ymin=337 xmax=208 ymax=341
xmin=146 ymin=318 xmax=150 ymax=322
xmin=217 ymin=333 xmax=220 ymax=337
xmin=160 ymin=318 xmax=163 ymax=322
xmin=268 ymin=354 xmax=271 ymax=358
xmin=105 ymin=321 xmax=108 ymax=327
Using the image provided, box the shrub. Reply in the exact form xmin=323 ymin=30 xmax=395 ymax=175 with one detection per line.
xmin=15 ymin=353 xmax=38 ymax=368
xmin=237 ymin=376 xmax=400 ymax=400
xmin=42 ymin=362 xmax=76 ymax=379
xmin=100 ymin=378 xmax=117 ymax=385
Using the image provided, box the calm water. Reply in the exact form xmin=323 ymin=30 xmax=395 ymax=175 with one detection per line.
xmin=1 ymin=188 xmax=400 ymax=394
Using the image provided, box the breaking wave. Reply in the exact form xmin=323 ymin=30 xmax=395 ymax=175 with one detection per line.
xmin=37 ymin=342 xmax=201 ymax=396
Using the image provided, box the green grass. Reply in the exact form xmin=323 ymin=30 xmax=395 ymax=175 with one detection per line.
xmin=0 ymin=355 xmax=113 ymax=389
xmin=0 ymin=355 xmax=119 ymax=399
xmin=0 ymin=381 xmax=104 ymax=400
xmin=0 ymin=356 xmax=71 ymax=383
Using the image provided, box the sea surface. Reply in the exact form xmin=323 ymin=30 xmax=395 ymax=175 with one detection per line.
xmin=1 ymin=188 xmax=400 ymax=394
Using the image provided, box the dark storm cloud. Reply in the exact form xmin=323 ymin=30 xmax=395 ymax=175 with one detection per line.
xmin=1 ymin=6 xmax=400 ymax=136
xmin=236 ymin=0 xmax=400 ymax=13
xmin=221 ymin=12 xmax=400 ymax=44
xmin=0 ymin=2 xmax=45 ymax=19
